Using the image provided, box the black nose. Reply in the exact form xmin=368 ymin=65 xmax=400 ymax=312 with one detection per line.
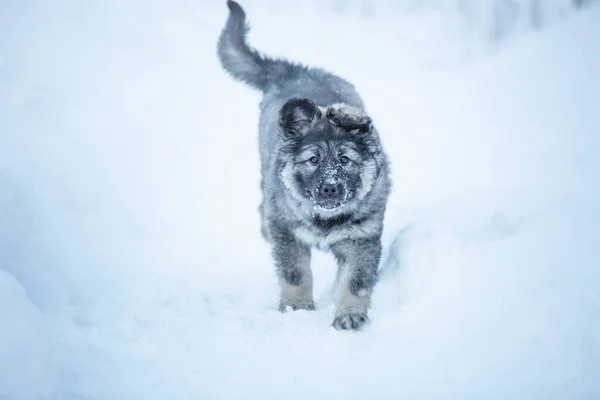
xmin=320 ymin=183 xmax=343 ymax=199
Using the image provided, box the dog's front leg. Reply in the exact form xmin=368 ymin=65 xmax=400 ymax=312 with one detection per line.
xmin=270 ymin=223 xmax=314 ymax=312
xmin=330 ymin=238 xmax=381 ymax=330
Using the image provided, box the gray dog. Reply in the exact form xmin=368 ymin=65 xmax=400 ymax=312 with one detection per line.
xmin=217 ymin=0 xmax=391 ymax=330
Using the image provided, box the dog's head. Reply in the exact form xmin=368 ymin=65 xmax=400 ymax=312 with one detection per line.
xmin=278 ymin=98 xmax=383 ymax=217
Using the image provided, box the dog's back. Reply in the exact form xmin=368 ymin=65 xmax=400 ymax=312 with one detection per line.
xmin=217 ymin=1 xmax=363 ymax=101
xmin=217 ymin=1 xmax=366 ymax=166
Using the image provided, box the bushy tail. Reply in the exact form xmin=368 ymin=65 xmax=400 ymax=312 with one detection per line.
xmin=217 ymin=0 xmax=297 ymax=92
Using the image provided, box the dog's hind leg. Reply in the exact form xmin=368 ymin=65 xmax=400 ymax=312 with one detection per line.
xmin=330 ymin=238 xmax=381 ymax=330
xmin=270 ymin=223 xmax=314 ymax=312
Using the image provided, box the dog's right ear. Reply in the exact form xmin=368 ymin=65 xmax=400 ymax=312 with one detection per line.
xmin=278 ymin=98 xmax=321 ymax=137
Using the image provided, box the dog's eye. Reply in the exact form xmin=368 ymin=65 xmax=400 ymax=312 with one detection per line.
xmin=309 ymin=156 xmax=319 ymax=165
xmin=340 ymin=155 xmax=349 ymax=164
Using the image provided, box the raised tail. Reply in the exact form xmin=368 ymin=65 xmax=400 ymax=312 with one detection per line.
xmin=217 ymin=0 xmax=300 ymax=92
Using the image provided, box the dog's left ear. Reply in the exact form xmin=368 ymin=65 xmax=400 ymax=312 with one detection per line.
xmin=279 ymin=98 xmax=321 ymax=137
xmin=326 ymin=104 xmax=372 ymax=135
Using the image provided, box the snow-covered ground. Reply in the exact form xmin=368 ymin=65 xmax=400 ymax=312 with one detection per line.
xmin=1 ymin=1 xmax=599 ymax=399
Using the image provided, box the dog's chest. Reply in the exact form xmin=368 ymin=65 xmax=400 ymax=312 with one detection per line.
xmin=294 ymin=225 xmax=342 ymax=250
xmin=293 ymin=217 xmax=375 ymax=250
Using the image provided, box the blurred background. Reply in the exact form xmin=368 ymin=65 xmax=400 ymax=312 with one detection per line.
xmin=1 ymin=1 xmax=599 ymax=399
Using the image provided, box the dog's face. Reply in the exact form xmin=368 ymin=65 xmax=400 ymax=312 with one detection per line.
xmin=278 ymin=99 xmax=381 ymax=217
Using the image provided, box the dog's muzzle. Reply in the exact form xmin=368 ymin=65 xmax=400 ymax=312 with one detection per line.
xmin=313 ymin=182 xmax=347 ymax=210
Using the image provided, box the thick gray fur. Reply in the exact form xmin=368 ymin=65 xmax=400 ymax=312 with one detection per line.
xmin=217 ymin=0 xmax=391 ymax=330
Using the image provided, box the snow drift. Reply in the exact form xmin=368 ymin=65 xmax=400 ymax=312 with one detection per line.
xmin=1 ymin=1 xmax=599 ymax=399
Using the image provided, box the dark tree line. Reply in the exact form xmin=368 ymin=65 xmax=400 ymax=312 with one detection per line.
xmin=320 ymin=0 xmax=597 ymax=44
xmin=489 ymin=0 xmax=597 ymax=42
xmin=573 ymin=0 xmax=596 ymax=8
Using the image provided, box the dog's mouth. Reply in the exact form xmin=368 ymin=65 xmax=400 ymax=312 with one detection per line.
xmin=306 ymin=189 xmax=355 ymax=212
xmin=313 ymin=200 xmax=344 ymax=212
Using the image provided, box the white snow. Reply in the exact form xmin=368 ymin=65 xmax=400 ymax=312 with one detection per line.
xmin=1 ymin=1 xmax=599 ymax=399
xmin=0 ymin=271 xmax=57 ymax=400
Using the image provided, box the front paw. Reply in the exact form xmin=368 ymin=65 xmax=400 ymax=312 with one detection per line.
xmin=332 ymin=312 xmax=369 ymax=330
xmin=278 ymin=301 xmax=315 ymax=313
